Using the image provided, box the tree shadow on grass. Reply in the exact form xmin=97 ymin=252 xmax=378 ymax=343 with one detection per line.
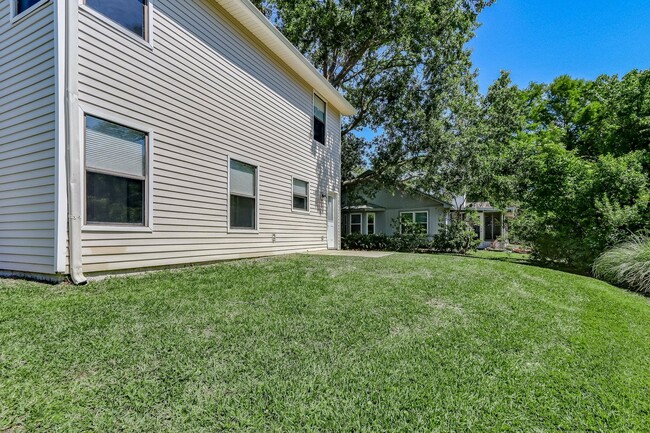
xmin=444 ymin=251 xmax=592 ymax=278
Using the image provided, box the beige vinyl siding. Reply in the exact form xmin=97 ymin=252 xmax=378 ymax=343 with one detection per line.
xmin=0 ymin=0 xmax=56 ymax=275
xmin=76 ymin=0 xmax=341 ymax=273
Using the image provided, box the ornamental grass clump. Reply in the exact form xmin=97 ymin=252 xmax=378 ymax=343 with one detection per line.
xmin=593 ymin=236 xmax=650 ymax=294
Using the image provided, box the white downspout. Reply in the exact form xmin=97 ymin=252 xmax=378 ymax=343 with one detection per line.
xmin=64 ymin=0 xmax=86 ymax=284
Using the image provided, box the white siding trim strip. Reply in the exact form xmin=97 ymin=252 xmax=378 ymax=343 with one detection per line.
xmin=54 ymin=0 xmax=67 ymax=273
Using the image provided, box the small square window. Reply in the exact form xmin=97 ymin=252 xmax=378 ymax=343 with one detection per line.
xmin=313 ymin=94 xmax=326 ymax=145
xmin=292 ymin=178 xmax=309 ymax=211
xmin=86 ymin=0 xmax=148 ymax=39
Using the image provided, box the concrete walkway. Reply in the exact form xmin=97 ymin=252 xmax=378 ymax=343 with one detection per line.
xmin=305 ymin=250 xmax=394 ymax=258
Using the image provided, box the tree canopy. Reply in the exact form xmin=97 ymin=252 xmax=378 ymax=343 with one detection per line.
xmin=482 ymin=70 xmax=650 ymax=269
xmin=252 ymin=0 xmax=494 ymax=192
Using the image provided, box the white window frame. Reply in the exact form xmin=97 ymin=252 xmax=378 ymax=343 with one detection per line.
xmin=10 ymin=0 xmax=50 ymax=24
xmin=399 ymin=210 xmax=429 ymax=235
xmin=313 ymin=92 xmax=327 ymax=145
xmin=291 ymin=176 xmax=310 ymax=213
xmin=366 ymin=212 xmax=376 ymax=235
xmin=79 ymin=0 xmax=154 ymax=49
xmin=350 ymin=213 xmax=362 ymax=234
xmin=79 ymin=105 xmax=154 ymax=233
xmin=227 ymin=155 xmax=260 ymax=234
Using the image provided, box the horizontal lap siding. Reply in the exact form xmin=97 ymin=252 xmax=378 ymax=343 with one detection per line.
xmin=77 ymin=0 xmax=341 ymax=273
xmin=0 ymin=1 xmax=56 ymax=275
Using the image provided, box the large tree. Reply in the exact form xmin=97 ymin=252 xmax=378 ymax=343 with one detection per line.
xmin=252 ymin=0 xmax=493 ymax=192
xmin=480 ymin=71 xmax=650 ymax=269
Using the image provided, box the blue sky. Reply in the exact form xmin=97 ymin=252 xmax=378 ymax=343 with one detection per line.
xmin=356 ymin=1 xmax=650 ymax=140
xmin=470 ymin=0 xmax=650 ymax=93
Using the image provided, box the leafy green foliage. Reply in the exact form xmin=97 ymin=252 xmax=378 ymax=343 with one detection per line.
xmin=431 ymin=215 xmax=480 ymax=254
xmin=342 ymin=232 xmax=391 ymax=250
xmin=341 ymin=232 xmax=429 ymax=252
xmin=251 ymin=0 xmax=494 ymax=193
xmin=483 ymin=71 xmax=650 ymax=270
xmin=593 ymin=236 xmax=650 ymax=294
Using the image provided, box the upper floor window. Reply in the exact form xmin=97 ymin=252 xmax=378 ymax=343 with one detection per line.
xmin=313 ymin=94 xmax=326 ymax=145
xmin=85 ymin=115 xmax=147 ymax=226
xmin=15 ymin=0 xmax=40 ymax=15
xmin=230 ymin=159 xmax=257 ymax=230
xmin=292 ymin=178 xmax=309 ymax=211
xmin=85 ymin=0 xmax=148 ymax=39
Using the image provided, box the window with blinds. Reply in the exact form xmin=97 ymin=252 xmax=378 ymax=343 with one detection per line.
xmin=230 ymin=159 xmax=257 ymax=229
xmin=313 ymin=94 xmax=326 ymax=145
xmin=85 ymin=115 xmax=147 ymax=225
xmin=292 ymin=178 xmax=309 ymax=211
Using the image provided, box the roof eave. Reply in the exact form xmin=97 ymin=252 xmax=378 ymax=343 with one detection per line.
xmin=215 ymin=0 xmax=357 ymax=116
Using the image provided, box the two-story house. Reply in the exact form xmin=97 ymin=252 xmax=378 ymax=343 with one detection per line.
xmin=1 ymin=0 xmax=355 ymax=282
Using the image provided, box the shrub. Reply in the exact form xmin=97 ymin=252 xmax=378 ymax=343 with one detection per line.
xmin=341 ymin=233 xmax=429 ymax=253
xmin=510 ymin=149 xmax=650 ymax=271
xmin=388 ymin=233 xmax=431 ymax=252
xmin=431 ymin=215 xmax=480 ymax=254
xmin=342 ymin=233 xmax=391 ymax=251
xmin=593 ymin=236 xmax=650 ymax=294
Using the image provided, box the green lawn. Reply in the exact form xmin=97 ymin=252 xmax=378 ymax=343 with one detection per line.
xmin=1 ymin=253 xmax=649 ymax=432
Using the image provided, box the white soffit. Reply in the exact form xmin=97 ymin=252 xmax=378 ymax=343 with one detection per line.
xmin=215 ymin=0 xmax=357 ymax=116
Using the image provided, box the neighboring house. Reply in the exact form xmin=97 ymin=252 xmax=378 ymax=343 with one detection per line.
xmin=1 ymin=0 xmax=355 ymax=282
xmin=341 ymin=186 xmax=515 ymax=250
xmin=342 ymin=189 xmax=451 ymax=237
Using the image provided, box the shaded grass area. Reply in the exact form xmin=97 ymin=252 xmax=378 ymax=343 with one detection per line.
xmin=1 ymin=254 xmax=649 ymax=432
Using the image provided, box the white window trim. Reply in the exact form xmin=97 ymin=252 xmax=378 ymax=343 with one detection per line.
xmin=350 ymin=212 xmax=362 ymax=234
xmin=313 ymin=92 xmax=327 ymax=146
xmin=79 ymin=105 xmax=154 ymax=233
xmin=79 ymin=0 xmax=154 ymax=50
xmin=366 ymin=212 xmax=376 ymax=235
xmin=399 ymin=210 xmax=429 ymax=235
xmin=227 ymin=155 xmax=260 ymax=234
xmin=10 ymin=0 xmax=50 ymax=24
xmin=291 ymin=176 xmax=310 ymax=213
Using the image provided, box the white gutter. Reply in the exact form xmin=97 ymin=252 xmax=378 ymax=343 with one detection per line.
xmin=215 ymin=0 xmax=356 ymax=116
xmin=64 ymin=0 xmax=86 ymax=284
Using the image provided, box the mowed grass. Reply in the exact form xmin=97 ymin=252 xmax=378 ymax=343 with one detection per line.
xmin=1 ymin=253 xmax=649 ymax=432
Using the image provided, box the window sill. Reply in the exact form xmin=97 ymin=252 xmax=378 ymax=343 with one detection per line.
xmin=82 ymin=225 xmax=153 ymax=233
xmin=227 ymin=228 xmax=259 ymax=234
xmin=10 ymin=0 xmax=50 ymax=25
xmin=79 ymin=4 xmax=153 ymax=51
xmin=291 ymin=208 xmax=310 ymax=214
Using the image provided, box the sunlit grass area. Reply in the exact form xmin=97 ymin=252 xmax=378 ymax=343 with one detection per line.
xmin=1 ymin=253 xmax=649 ymax=432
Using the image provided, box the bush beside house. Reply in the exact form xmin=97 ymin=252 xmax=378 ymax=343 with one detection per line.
xmin=342 ymin=217 xmax=481 ymax=254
